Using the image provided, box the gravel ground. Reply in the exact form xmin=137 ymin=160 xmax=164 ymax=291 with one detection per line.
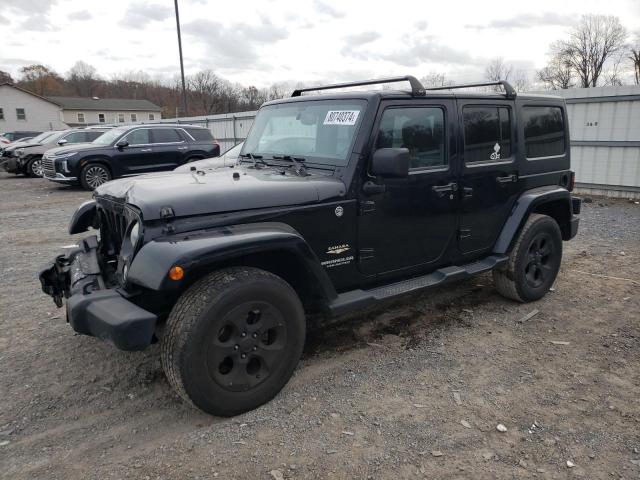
xmin=0 ymin=173 xmax=639 ymax=480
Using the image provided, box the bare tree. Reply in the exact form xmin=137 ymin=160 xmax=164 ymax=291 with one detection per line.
xmin=512 ymin=69 xmax=530 ymax=92
xmin=67 ymin=61 xmax=100 ymax=96
xmin=18 ymin=64 xmax=64 ymax=95
xmin=484 ymin=58 xmax=514 ymax=92
xmin=553 ymin=15 xmax=627 ymax=88
xmin=420 ymin=72 xmax=452 ymax=88
xmin=630 ymin=33 xmax=640 ymax=85
xmin=188 ymin=70 xmax=223 ymax=115
xmin=537 ymin=54 xmax=575 ymax=90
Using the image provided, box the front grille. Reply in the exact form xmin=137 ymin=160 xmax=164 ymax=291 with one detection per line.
xmin=96 ymin=198 xmax=141 ymax=257
xmin=42 ymin=155 xmax=56 ymax=178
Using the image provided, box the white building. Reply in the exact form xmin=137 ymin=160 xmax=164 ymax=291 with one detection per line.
xmin=0 ymin=83 xmax=67 ymax=132
xmin=47 ymin=96 xmax=162 ymax=127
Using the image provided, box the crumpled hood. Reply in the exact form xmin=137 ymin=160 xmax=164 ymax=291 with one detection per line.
xmin=94 ymin=167 xmax=346 ymax=220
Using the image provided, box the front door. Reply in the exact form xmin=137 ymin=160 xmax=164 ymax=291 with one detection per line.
xmin=114 ymin=128 xmax=156 ymax=176
xmin=149 ymin=127 xmax=187 ymax=170
xmin=357 ymin=100 xmax=459 ymax=277
xmin=457 ymin=100 xmax=520 ymax=255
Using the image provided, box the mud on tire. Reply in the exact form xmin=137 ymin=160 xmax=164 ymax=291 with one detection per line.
xmin=493 ymin=213 xmax=563 ymax=303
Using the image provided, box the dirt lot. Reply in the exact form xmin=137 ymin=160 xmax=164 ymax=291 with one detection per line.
xmin=0 ymin=173 xmax=638 ymax=480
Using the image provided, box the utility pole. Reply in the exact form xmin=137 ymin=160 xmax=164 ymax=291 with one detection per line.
xmin=174 ymin=0 xmax=188 ymax=117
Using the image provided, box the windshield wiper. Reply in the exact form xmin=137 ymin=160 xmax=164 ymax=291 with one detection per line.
xmin=271 ymin=155 xmax=309 ymax=176
xmin=239 ymin=152 xmax=270 ymax=169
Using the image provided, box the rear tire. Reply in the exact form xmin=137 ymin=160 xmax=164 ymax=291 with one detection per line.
xmin=493 ymin=214 xmax=562 ymax=302
xmin=80 ymin=163 xmax=111 ymax=190
xmin=161 ymin=267 xmax=306 ymax=416
xmin=26 ymin=157 xmax=43 ymax=177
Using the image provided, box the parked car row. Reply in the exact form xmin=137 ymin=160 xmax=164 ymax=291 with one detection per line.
xmin=1 ymin=124 xmax=222 ymax=190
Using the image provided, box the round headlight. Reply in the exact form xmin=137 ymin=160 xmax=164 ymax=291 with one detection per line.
xmin=130 ymin=221 xmax=140 ymax=247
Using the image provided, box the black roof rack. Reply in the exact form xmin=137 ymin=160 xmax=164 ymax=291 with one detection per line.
xmin=291 ymin=75 xmax=426 ymax=97
xmin=426 ymin=80 xmax=517 ymax=98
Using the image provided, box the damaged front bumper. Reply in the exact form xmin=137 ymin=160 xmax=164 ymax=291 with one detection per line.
xmin=39 ymin=235 xmax=157 ymax=351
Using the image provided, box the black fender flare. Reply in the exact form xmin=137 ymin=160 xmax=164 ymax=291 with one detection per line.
xmin=493 ymin=186 xmax=573 ymax=254
xmin=127 ymin=221 xmax=337 ymax=301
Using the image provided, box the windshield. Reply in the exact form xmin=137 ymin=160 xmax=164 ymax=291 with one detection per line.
xmin=241 ymin=99 xmax=366 ymax=166
xmin=92 ymin=127 xmax=128 ymax=145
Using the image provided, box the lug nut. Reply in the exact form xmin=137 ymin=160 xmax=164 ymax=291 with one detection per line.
xmin=234 ymin=345 xmax=239 ymax=350
xmin=241 ymin=332 xmax=246 ymax=337
xmin=252 ymin=333 xmax=258 ymax=338
xmin=241 ymin=353 xmax=246 ymax=359
xmin=253 ymin=346 xmax=257 ymax=351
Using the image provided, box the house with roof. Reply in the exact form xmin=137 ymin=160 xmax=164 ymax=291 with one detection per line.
xmin=0 ymin=83 xmax=163 ymax=133
xmin=0 ymin=83 xmax=67 ymax=132
xmin=47 ymin=96 xmax=162 ymax=126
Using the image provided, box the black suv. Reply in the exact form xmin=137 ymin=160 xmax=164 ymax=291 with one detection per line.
xmin=42 ymin=124 xmax=220 ymax=190
xmin=40 ymin=76 xmax=581 ymax=416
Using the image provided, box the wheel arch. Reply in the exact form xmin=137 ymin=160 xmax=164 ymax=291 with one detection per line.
xmin=494 ymin=186 xmax=573 ymax=254
xmin=128 ymin=222 xmax=337 ymax=314
xmin=78 ymin=156 xmax=114 ymax=176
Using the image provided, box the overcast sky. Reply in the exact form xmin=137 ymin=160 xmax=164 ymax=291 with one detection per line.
xmin=1 ymin=0 xmax=639 ymax=88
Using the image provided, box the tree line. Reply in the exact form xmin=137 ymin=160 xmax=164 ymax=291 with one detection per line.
xmin=1 ymin=14 xmax=638 ymax=118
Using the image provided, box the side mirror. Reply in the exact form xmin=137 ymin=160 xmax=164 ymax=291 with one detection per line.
xmin=57 ymin=138 xmax=68 ymax=146
xmin=116 ymin=140 xmax=129 ymax=149
xmin=371 ymin=148 xmax=410 ymax=177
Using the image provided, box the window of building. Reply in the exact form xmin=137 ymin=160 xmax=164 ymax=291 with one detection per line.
xmin=77 ymin=112 xmax=85 ymax=123
xmin=375 ymin=107 xmax=446 ymax=169
xmin=130 ymin=113 xmax=138 ymax=122
xmin=16 ymin=108 xmax=26 ymax=121
xmin=152 ymin=128 xmax=182 ymax=144
xmin=0 ymin=108 xmax=4 ymax=120
xmin=98 ymin=113 xmax=105 ymax=123
xmin=463 ymin=106 xmax=511 ymax=163
xmin=148 ymin=113 xmax=155 ymax=121
xmin=124 ymin=129 xmax=150 ymax=145
xmin=118 ymin=113 xmax=125 ymax=123
xmin=522 ymin=106 xmax=566 ymax=158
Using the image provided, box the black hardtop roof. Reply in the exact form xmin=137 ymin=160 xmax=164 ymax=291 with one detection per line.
xmin=116 ymin=123 xmax=209 ymax=130
xmin=264 ymin=89 xmax=564 ymax=107
xmin=264 ymin=75 xmax=563 ymax=107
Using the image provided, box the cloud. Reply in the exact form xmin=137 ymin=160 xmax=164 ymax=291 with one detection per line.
xmin=0 ymin=14 xmax=9 ymax=24
xmin=467 ymin=12 xmax=576 ymax=30
xmin=68 ymin=10 xmax=92 ymax=21
xmin=20 ymin=13 xmax=58 ymax=32
xmin=119 ymin=2 xmax=172 ymax=28
xmin=184 ymin=17 xmax=288 ymax=67
xmin=345 ymin=31 xmax=381 ymax=46
xmin=4 ymin=0 xmax=55 ymax=13
xmin=313 ymin=0 xmax=345 ymax=19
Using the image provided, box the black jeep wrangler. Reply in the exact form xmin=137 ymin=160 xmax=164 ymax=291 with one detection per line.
xmin=40 ymin=76 xmax=580 ymax=416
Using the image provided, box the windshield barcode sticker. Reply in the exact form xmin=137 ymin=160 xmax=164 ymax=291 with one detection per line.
xmin=323 ymin=110 xmax=360 ymax=125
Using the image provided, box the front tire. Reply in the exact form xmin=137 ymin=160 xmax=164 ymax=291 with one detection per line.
xmin=493 ymin=214 xmax=562 ymax=302
xmin=161 ymin=267 xmax=306 ymax=416
xmin=80 ymin=163 xmax=111 ymax=190
xmin=26 ymin=156 xmax=43 ymax=177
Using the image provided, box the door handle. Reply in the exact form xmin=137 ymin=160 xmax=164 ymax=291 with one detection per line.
xmin=177 ymin=146 xmax=188 ymax=150
xmin=463 ymin=187 xmax=473 ymax=198
xmin=431 ymin=183 xmax=458 ymax=197
xmin=496 ymin=174 xmax=517 ymax=184
xmin=140 ymin=148 xmax=152 ymax=152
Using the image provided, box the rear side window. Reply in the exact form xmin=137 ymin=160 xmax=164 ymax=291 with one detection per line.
xmin=124 ymin=129 xmax=150 ymax=145
xmin=376 ymin=107 xmax=446 ymax=169
xmin=152 ymin=128 xmax=182 ymax=143
xmin=463 ymin=106 xmax=511 ymax=163
xmin=85 ymin=131 xmax=104 ymax=142
xmin=523 ymin=106 xmax=565 ymax=158
xmin=184 ymin=127 xmax=213 ymax=141
xmin=63 ymin=132 xmax=87 ymax=144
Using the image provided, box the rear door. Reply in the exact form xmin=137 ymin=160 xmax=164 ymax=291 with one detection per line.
xmin=357 ymin=99 xmax=459 ymax=277
xmin=457 ymin=100 xmax=520 ymax=255
xmin=149 ymin=128 xmax=187 ymax=170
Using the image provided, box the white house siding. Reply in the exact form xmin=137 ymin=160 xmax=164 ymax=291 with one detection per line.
xmin=61 ymin=109 xmax=161 ymax=126
xmin=0 ymin=85 xmax=67 ymax=132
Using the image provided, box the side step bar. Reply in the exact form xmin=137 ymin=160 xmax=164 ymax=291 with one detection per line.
xmin=327 ymin=255 xmax=508 ymax=317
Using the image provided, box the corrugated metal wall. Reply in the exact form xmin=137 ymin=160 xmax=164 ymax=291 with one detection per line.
xmin=555 ymin=86 xmax=640 ymax=197
xmin=158 ymin=85 xmax=640 ymax=197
